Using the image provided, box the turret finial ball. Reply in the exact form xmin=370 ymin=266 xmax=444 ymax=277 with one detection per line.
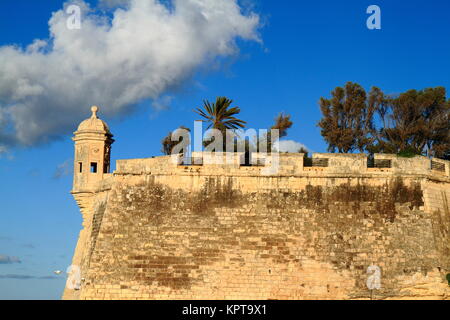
xmin=91 ymin=106 xmax=99 ymax=118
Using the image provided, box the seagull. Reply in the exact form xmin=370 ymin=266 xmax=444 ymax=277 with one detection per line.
xmin=53 ymin=270 xmax=63 ymax=275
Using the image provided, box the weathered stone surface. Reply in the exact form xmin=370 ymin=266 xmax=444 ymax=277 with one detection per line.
xmin=64 ymin=153 xmax=450 ymax=300
xmin=65 ymin=111 xmax=450 ymax=300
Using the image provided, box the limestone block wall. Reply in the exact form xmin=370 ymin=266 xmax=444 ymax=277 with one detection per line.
xmin=65 ymin=154 xmax=450 ymax=300
xmin=63 ymin=188 xmax=110 ymax=300
xmin=115 ymin=153 xmax=449 ymax=178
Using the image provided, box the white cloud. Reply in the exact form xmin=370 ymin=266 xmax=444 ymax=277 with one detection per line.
xmin=53 ymin=159 xmax=72 ymax=179
xmin=0 ymin=144 xmax=13 ymax=160
xmin=273 ymin=140 xmax=309 ymax=153
xmin=0 ymin=255 xmax=21 ymax=264
xmin=99 ymin=0 xmax=131 ymax=8
xmin=152 ymin=95 xmax=173 ymax=111
xmin=0 ymin=0 xmax=260 ymax=150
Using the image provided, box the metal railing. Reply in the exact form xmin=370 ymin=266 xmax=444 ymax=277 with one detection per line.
xmin=304 ymin=158 xmax=329 ymax=168
xmin=367 ymin=159 xmax=392 ymax=169
xmin=431 ymin=161 xmax=445 ymax=173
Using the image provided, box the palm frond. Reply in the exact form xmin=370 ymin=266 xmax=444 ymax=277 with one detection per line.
xmin=194 ymin=97 xmax=246 ymax=131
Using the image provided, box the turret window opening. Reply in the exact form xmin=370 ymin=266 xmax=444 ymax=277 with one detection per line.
xmin=90 ymin=162 xmax=98 ymax=173
xmin=78 ymin=162 xmax=83 ymax=173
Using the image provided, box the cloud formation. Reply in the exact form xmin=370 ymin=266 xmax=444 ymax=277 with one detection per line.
xmin=53 ymin=159 xmax=72 ymax=179
xmin=273 ymin=140 xmax=309 ymax=153
xmin=0 ymin=255 xmax=21 ymax=264
xmin=0 ymin=0 xmax=260 ymax=149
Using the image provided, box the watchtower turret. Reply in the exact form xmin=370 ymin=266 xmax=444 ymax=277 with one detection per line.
xmin=72 ymin=106 xmax=114 ymax=192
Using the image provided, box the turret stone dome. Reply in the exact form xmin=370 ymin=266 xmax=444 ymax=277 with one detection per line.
xmin=76 ymin=106 xmax=111 ymax=134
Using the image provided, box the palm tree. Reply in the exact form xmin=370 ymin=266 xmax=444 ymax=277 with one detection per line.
xmin=194 ymin=97 xmax=246 ymax=131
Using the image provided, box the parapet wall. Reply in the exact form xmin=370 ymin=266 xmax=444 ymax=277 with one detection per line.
xmin=66 ymin=153 xmax=450 ymax=300
xmin=115 ymin=153 xmax=450 ymax=180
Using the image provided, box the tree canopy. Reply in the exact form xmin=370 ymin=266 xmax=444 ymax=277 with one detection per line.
xmin=318 ymin=82 xmax=450 ymax=158
xmin=161 ymin=126 xmax=190 ymax=156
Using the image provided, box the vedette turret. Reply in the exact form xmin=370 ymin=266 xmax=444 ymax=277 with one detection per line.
xmin=72 ymin=106 xmax=114 ymax=192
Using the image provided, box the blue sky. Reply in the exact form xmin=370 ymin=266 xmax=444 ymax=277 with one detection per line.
xmin=0 ymin=0 xmax=449 ymax=299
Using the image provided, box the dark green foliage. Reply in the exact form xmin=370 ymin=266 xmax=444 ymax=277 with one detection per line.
xmin=298 ymin=147 xmax=309 ymax=157
xmin=195 ymin=97 xmax=246 ymax=151
xmin=161 ymin=126 xmax=190 ymax=155
xmin=318 ymin=83 xmax=450 ymax=158
xmin=444 ymin=150 xmax=450 ymax=161
xmin=318 ymin=82 xmax=376 ymax=153
xmin=194 ymin=97 xmax=246 ymax=131
xmin=397 ymin=147 xmax=418 ymax=158
xmin=260 ymin=112 xmax=294 ymax=153
xmin=371 ymin=87 xmax=450 ymax=158
xmin=271 ymin=113 xmax=293 ymax=138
